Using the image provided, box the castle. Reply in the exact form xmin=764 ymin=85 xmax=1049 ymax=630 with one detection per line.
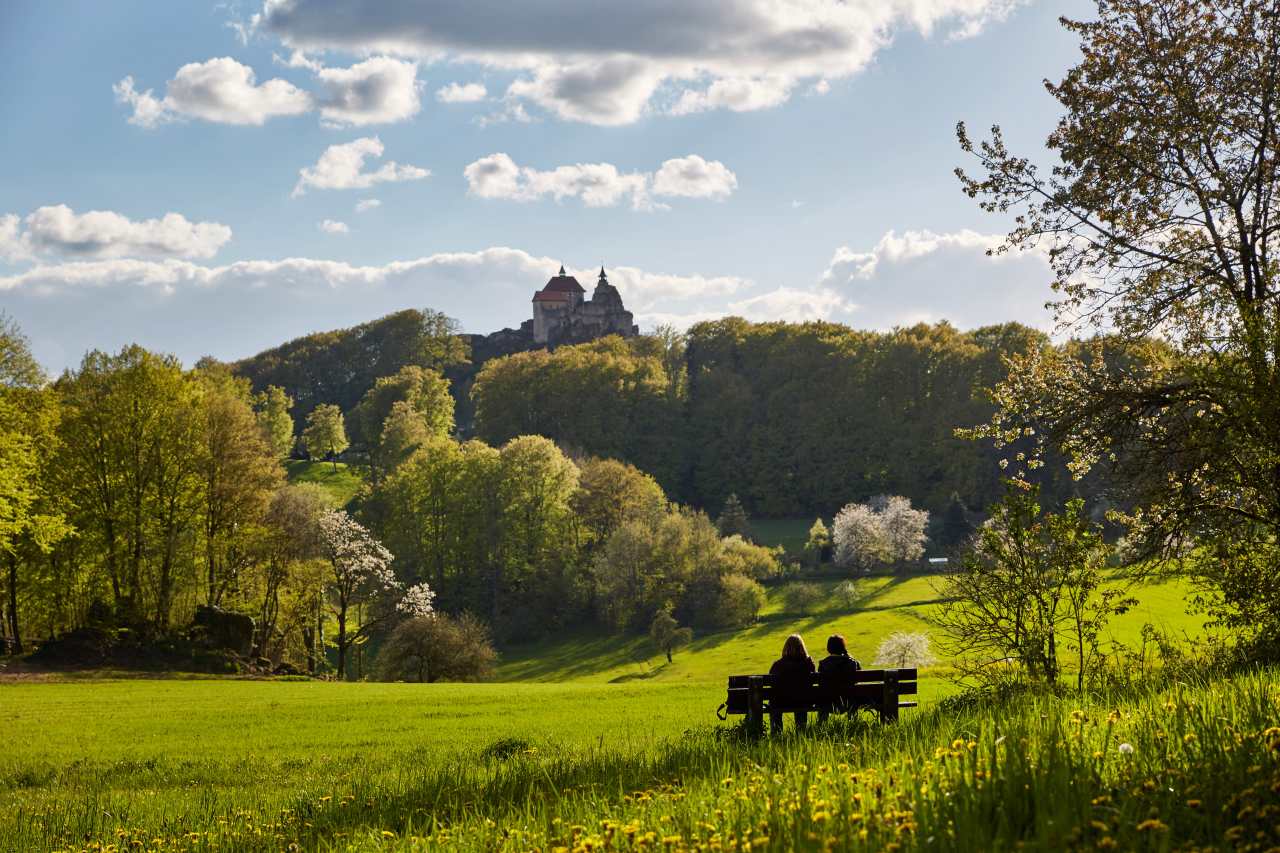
xmin=524 ymin=266 xmax=639 ymax=345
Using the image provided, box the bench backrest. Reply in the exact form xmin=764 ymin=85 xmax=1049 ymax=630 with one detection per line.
xmin=725 ymin=668 xmax=917 ymax=714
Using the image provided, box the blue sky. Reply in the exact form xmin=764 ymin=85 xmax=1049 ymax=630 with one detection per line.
xmin=0 ymin=0 xmax=1089 ymax=373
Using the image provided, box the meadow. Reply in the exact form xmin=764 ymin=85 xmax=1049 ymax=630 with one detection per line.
xmin=2 ymin=569 xmax=1255 ymax=852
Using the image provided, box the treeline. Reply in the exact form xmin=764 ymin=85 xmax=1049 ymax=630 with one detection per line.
xmin=474 ymin=319 xmax=1064 ymax=518
xmin=0 ymin=317 xmax=778 ymax=669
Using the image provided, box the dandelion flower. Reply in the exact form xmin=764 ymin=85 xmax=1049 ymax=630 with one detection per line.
xmin=1118 ymin=743 xmax=1135 ymax=754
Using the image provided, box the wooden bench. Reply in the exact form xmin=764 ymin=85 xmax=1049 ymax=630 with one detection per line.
xmin=721 ymin=668 xmax=918 ymax=734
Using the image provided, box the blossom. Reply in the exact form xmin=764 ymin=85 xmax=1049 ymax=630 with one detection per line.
xmin=1117 ymin=743 xmax=1134 ymax=754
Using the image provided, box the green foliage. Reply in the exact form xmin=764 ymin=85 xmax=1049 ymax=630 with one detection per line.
xmin=715 ymin=492 xmax=751 ymax=540
xmin=303 ymin=403 xmax=349 ymax=469
xmin=379 ymin=613 xmax=497 ymax=682
xmin=571 ymin=457 xmax=667 ymax=547
xmin=937 ymin=482 xmax=1127 ymax=690
xmin=804 ymin=517 xmax=831 ymax=566
xmin=234 ymin=308 xmax=469 ymax=421
xmin=473 ymin=336 xmax=683 ymax=490
xmin=348 ymin=365 xmax=454 ymax=480
xmin=253 ymin=385 xmax=295 ymax=459
xmin=784 ymin=581 xmax=824 ymax=616
xmin=647 ymin=606 xmax=692 ymax=663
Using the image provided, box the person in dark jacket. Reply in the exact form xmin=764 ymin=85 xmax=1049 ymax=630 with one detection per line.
xmin=769 ymin=634 xmax=816 ymax=734
xmin=817 ymin=634 xmax=861 ymax=723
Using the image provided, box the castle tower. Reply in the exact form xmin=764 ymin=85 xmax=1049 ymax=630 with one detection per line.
xmin=531 ymin=264 xmax=585 ymax=343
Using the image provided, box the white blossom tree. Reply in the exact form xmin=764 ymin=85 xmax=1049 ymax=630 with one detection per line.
xmin=873 ymin=631 xmax=937 ymax=669
xmin=318 ymin=509 xmax=402 ymax=679
xmin=832 ymin=496 xmax=929 ymax=574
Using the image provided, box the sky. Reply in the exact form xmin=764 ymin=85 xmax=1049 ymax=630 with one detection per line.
xmin=0 ymin=0 xmax=1092 ymax=374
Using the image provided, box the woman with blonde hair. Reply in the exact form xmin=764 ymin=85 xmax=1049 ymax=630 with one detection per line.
xmin=768 ymin=633 xmax=816 ymax=733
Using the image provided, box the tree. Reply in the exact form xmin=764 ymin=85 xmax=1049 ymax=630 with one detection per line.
xmin=252 ymin=484 xmax=328 ymax=660
xmin=956 ymin=0 xmax=1280 ymax=648
xmin=832 ymin=503 xmax=890 ymax=574
xmin=716 ymin=493 xmax=752 ymax=540
xmin=572 ymin=457 xmax=667 ymax=546
xmin=378 ymin=400 xmax=432 ymax=473
xmin=938 ymin=493 xmax=975 ymax=549
xmin=935 ymin=482 xmax=1124 ymax=689
xmin=874 ymin=632 xmax=937 ymax=669
xmin=253 ymin=386 xmax=295 ymax=459
xmin=648 ymin=605 xmax=692 ymax=663
xmin=303 ymin=404 xmax=348 ymax=471
xmin=712 ymin=573 xmax=766 ymax=628
xmin=785 ymin=581 xmax=824 ymax=616
xmin=804 ymin=518 xmax=832 ymax=567
xmin=378 ymin=612 xmax=497 ymax=683
xmin=348 ymin=365 xmax=453 ymax=481
xmin=317 ymin=509 xmax=398 ymax=679
xmin=832 ymin=496 xmax=929 ymax=575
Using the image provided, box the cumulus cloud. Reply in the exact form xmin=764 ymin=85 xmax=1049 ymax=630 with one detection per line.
xmin=436 ymin=81 xmax=487 ymax=103
xmin=0 ymin=205 xmax=231 ymax=260
xmin=318 ymin=219 xmax=350 ymax=234
xmin=355 ymin=198 xmax=382 ymax=213
xmin=463 ymin=152 xmax=737 ymax=210
xmin=728 ymin=287 xmax=852 ymax=322
xmin=818 ymin=228 xmax=1055 ymax=329
xmin=293 ymin=137 xmax=429 ymax=196
xmin=316 ymin=56 xmax=421 ymax=125
xmin=652 ymin=155 xmax=738 ymax=199
xmin=255 ymin=0 xmax=1026 ymax=125
xmin=114 ymin=58 xmax=313 ymax=127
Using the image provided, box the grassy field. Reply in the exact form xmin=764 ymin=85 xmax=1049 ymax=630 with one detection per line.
xmin=0 ymin=571 xmax=1240 ymax=851
xmin=496 ymin=572 xmax=1210 ymax=689
xmin=285 ymin=459 xmax=366 ymax=507
xmin=3 ymin=670 xmax=1277 ymax=851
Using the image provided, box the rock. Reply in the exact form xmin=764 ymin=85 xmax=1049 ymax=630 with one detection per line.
xmin=192 ymin=605 xmax=255 ymax=657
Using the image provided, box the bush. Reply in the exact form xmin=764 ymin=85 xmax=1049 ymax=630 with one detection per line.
xmin=711 ymin=574 xmax=766 ymax=628
xmin=833 ymin=579 xmax=865 ymax=609
xmin=378 ymin=613 xmax=498 ymax=683
xmin=785 ymin=581 xmax=824 ymax=616
xmin=873 ymin=631 xmax=937 ymax=668
xmin=720 ymin=535 xmax=781 ymax=581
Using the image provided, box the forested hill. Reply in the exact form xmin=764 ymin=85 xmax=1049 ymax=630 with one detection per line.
xmin=231 ymin=308 xmax=1080 ymax=519
xmin=232 ymin=309 xmax=472 ymax=420
xmin=473 ymin=319 xmax=1075 ymax=519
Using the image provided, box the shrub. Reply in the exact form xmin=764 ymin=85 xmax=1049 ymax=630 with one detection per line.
xmin=833 ymin=579 xmax=865 ymax=609
xmin=873 ymin=631 xmax=937 ymax=668
xmin=378 ymin=613 xmax=498 ymax=683
xmin=785 ymin=581 xmax=824 ymax=616
xmin=712 ymin=574 xmax=766 ymax=628
xmin=649 ymin=607 xmax=693 ymax=663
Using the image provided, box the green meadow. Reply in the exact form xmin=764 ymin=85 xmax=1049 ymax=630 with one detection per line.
xmin=2 ymin=570 xmax=1255 ymax=853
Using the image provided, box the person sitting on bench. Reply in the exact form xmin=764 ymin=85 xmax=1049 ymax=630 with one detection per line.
xmin=816 ymin=634 xmax=861 ymax=723
xmin=768 ymin=634 xmax=816 ymax=734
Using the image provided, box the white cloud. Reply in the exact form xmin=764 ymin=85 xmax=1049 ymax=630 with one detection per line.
xmin=355 ymin=199 xmax=382 ymax=213
xmin=652 ymin=155 xmax=738 ymax=200
xmin=818 ymin=228 xmax=1054 ymax=329
xmin=1 ymin=205 xmax=231 ymax=260
xmin=728 ymin=287 xmax=852 ymax=322
xmin=293 ymin=137 xmax=429 ymax=196
xmin=463 ymin=152 xmax=737 ymax=209
xmin=316 ymin=56 xmax=421 ymax=126
xmin=255 ymin=0 xmax=1026 ymax=125
xmin=318 ymin=219 xmax=350 ymax=234
xmin=436 ymin=81 xmax=487 ymax=103
xmin=114 ymin=58 xmax=313 ymax=127
xmin=0 ymin=214 xmax=32 ymax=263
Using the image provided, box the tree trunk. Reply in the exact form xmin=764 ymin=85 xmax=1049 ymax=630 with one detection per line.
xmin=6 ymin=554 xmax=21 ymax=655
xmin=336 ymin=605 xmax=348 ymax=680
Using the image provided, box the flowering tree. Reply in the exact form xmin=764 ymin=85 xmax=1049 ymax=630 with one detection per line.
xmin=832 ymin=496 xmax=929 ymax=574
xmin=317 ymin=509 xmax=404 ymax=679
xmin=873 ymin=632 xmax=937 ymax=669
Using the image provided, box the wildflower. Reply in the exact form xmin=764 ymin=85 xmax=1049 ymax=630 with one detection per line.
xmin=1136 ymin=819 xmax=1167 ymax=832
xmin=1183 ymin=733 xmax=1197 ymax=745
xmin=1186 ymin=799 xmax=1201 ymax=808
xmin=1118 ymin=743 xmax=1135 ymax=754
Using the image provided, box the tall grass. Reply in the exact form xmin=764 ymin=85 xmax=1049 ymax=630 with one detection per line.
xmin=7 ymin=670 xmax=1277 ymax=851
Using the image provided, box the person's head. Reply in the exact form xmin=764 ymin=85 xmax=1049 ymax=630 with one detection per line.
xmin=782 ymin=634 xmax=808 ymax=659
xmin=826 ymin=634 xmax=848 ymax=656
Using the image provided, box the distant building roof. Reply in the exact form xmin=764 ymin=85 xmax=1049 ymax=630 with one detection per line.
xmin=540 ymin=265 xmax=585 ymax=294
xmin=533 ymin=290 xmax=573 ymax=303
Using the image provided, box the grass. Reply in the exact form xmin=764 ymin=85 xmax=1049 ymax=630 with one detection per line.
xmin=750 ymin=518 xmax=818 ymax=555
xmin=496 ymin=572 xmax=1210 ymax=689
xmin=285 ymin=459 xmax=366 ymax=507
xmin=3 ymin=670 xmax=1277 ymax=851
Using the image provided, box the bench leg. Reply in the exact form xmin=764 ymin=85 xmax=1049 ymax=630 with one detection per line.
xmin=746 ymin=678 xmax=765 ymax=737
